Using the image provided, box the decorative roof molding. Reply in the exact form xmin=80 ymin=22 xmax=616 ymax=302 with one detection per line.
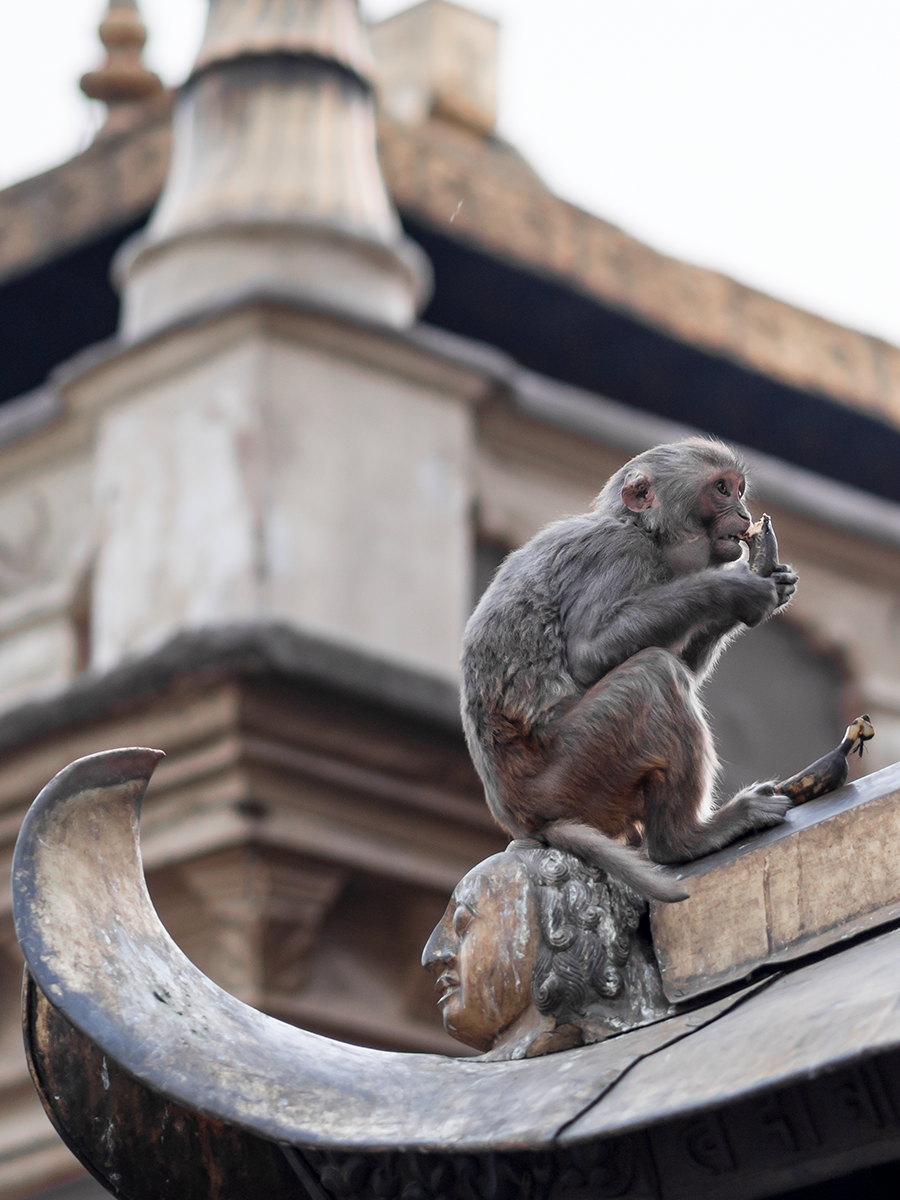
xmin=413 ymin=322 xmax=900 ymax=551
xmin=0 ymin=92 xmax=172 ymax=286
xmin=193 ymin=0 xmax=376 ymax=81
xmin=18 ymin=292 xmax=900 ymax=557
xmin=0 ymin=620 xmax=462 ymax=757
xmin=377 ymin=113 xmax=900 ymax=429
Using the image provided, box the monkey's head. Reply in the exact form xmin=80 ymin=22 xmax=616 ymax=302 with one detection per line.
xmin=596 ymin=438 xmax=751 ymax=567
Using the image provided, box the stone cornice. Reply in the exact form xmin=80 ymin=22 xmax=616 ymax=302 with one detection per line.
xmin=0 ymin=620 xmax=462 ymax=761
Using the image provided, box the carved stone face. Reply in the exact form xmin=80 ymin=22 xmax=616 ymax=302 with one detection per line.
xmin=421 ymin=854 xmax=538 ymax=1052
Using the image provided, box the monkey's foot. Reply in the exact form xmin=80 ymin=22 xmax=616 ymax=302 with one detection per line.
xmin=655 ymin=784 xmax=791 ymax=865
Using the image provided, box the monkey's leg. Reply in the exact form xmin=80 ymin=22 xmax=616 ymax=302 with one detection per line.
xmin=634 ymin=680 xmax=790 ymax=864
xmin=531 ymin=646 xmax=788 ymax=867
xmin=489 ymin=647 xmax=701 ymax=900
xmin=623 ymin=654 xmax=790 ymax=864
xmin=651 ymin=780 xmax=791 ymax=864
xmin=517 ymin=649 xmax=714 ymax=877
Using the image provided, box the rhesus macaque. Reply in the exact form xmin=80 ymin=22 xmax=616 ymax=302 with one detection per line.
xmin=461 ymin=439 xmax=798 ymax=902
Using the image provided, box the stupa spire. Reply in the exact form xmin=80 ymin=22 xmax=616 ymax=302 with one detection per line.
xmin=80 ymin=0 xmax=162 ymax=133
xmin=117 ymin=0 xmax=430 ymax=337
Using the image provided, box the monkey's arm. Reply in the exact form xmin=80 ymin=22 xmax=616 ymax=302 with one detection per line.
xmin=680 ymin=562 xmax=798 ymax=677
xmin=678 ymin=618 xmax=743 ymax=678
xmin=565 ymin=566 xmax=776 ymax=689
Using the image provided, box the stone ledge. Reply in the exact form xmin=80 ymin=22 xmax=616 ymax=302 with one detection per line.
xmin=0 ymin=620 xmax=463 ymax=759
xmin=651 ymin=761 xmax=900 ymax=1001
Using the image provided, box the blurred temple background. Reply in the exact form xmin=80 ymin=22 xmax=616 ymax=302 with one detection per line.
xmin=2 ymin=0 xmax=900 ymax=1194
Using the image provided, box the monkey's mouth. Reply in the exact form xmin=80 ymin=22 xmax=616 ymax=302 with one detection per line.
xmin=711 ymin=532 xmax=746 ymax=562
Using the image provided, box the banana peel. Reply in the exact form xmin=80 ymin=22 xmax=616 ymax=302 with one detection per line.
xmin=743 ymin=513 xmax=779 ymax=578
xmin=777 ymin=715 xmax=875 ymax=805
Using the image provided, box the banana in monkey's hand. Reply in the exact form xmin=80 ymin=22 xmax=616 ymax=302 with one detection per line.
xmin=777 ymin=715 xmax=875 ymax=805
xmin=742 ymin=513 xmax=779 ymax=577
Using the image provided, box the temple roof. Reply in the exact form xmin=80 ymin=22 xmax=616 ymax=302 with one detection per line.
xmin=15 ymin=732 xmax=900 ymax=1197
xmin=2 ymin=90 xmax=899 ymax=428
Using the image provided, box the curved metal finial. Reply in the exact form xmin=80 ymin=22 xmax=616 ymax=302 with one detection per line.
xmin=80 ymin=1 xmax=163 ymax=107
xmin=12 ymin=748 xmax=630 ymax=1153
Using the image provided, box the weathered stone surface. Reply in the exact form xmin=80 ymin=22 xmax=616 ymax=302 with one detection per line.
xmin=651 ymin=761 xmax=900 ymax=1001
xmin=16 ymin=747 xmax=900 ymax=1200
xmin=88 ymin=306 xmax=482 ymax=679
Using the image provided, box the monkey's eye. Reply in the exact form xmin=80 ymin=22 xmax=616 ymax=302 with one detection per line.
xmin=715 ymin=479 xmax=729 ymax=496
xmin=453 ymin=905 xmax=474 ymax=939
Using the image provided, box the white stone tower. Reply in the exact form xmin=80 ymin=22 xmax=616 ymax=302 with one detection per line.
xmin=83 ymin=0 xmax=482 ymax=680
xmin=118 ymin=0 xmax=431 ymax=335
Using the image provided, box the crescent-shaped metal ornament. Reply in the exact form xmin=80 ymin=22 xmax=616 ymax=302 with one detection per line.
xmin=18 ymin=744 xmax=735 ymax=1200
xmin=13 ymin=748 xmax=640 ymax=1154
xmin=15 ymin=748 xmax=900 ymax=1200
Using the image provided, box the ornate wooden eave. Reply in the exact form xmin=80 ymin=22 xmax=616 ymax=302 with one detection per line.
xmin=13 ymin=740 xmax=900 ymax=1200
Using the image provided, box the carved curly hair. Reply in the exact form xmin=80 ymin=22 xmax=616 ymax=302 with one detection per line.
xmin=513 ymin=843 xmax=646 ymax=1023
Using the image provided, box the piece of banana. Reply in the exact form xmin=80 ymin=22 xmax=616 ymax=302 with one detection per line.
xmin=743 ymin=513 xmax=779 ymax=578
xmin=776 ymin=715 xmax=875 ymax=805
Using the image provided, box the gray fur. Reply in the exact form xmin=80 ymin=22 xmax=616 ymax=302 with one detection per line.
xmin=461 ymin=438 xmax=797 ymax=901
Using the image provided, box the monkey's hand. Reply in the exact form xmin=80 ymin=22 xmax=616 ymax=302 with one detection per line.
xmin=718 ymin=564 xmax=783 ymax=628
xmin=771 ymin=563 xmax=797 ymax=610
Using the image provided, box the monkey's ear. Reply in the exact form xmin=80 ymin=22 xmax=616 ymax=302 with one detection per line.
xmin=621 ymin=471 xmax=657 ymax=512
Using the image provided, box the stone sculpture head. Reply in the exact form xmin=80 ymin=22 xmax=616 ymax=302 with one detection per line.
xmin=422 ymin=842 xmax=670 ymax=1060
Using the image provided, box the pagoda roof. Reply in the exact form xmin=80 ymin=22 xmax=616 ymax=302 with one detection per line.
xmin=2 ymin=93 xmax=899 ymax=433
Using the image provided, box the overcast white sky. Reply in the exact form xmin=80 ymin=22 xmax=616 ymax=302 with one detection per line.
xmin=1 ymin=1 xmax=898 ymax=346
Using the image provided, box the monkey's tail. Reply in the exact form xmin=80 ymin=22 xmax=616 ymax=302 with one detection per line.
xmin=542 ymin=819 xmax=689 ymax=904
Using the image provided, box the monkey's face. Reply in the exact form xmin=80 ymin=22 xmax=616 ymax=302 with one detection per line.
xmin=697 ymin=467 xmax=750 ymax=564
xmin=421 ymin=855 xmax=538 ymax=1052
